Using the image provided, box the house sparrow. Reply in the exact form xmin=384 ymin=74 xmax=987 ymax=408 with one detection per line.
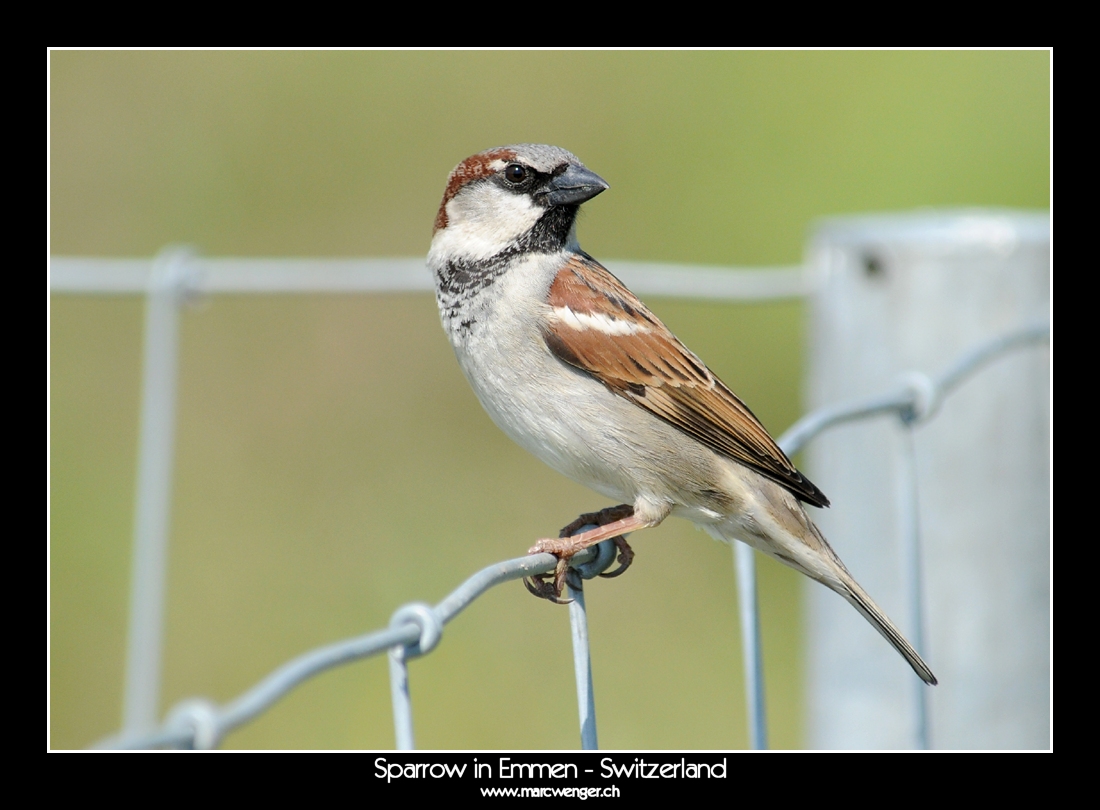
xmin=428 ymin=144 xmax=936 ymax=685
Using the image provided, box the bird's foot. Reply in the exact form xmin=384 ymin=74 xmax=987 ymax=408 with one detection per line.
xmin=558 ymin=506 xmax=636 ymax=579
xmin=523 ymin=559 xmax=573 ymax=604
xmin=524 ymin=505 xmax=639 ymax=602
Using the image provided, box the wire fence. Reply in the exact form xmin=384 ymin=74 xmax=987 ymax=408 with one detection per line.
xmin=50 ymin=253 xmax=1049 ymax=750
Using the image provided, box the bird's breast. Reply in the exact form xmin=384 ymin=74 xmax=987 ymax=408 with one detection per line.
xmin=433 ymin=252 xmax=738 ymax=525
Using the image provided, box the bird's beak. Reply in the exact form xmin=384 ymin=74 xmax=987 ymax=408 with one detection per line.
xmin=542 ymin=164 xmax=609 ymax=206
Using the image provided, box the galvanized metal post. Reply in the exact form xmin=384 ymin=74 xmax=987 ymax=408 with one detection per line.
xmin=805 ymin=211 xmax=1050 ymax=749
xmin=122 ymin=247 xmax=194 ymax=735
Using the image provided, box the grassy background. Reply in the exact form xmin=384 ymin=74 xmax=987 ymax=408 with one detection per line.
xmin=49 ymin=51 xmax=1049 ymax=749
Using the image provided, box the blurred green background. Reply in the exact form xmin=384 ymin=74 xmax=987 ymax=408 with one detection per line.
xmin=49 ymin=51 xmax=1049 ymax=749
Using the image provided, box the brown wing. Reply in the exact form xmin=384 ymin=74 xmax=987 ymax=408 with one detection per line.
xmin=543 ymin=253 xmax=829 ymax=508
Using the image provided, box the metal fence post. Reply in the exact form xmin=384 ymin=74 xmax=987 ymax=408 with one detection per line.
xmin=805 ymin=211 xmax=1050 ymax=749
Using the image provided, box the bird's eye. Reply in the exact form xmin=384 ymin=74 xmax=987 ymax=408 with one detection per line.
xmin=504 ymin=164 xmax=528 ymax=184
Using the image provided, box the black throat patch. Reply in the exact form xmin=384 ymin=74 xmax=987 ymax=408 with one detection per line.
xmin=435 ymin=204 xmax=579 ymax=301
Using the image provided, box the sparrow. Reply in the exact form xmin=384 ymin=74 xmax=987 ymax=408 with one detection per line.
xmin=427 ymin=144 xmax=936 ymax=685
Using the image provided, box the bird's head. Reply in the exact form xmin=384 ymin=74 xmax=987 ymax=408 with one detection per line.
xmin=430 ymin=144 xmax=608 ymax=264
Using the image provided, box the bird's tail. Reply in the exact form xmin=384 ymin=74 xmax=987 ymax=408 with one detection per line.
xmin=796 ymin=519 xmax=938 ymax=685
xmin=836 ymin=573 xmax=938 ymax=686
xmin=735 ymin=514 xmax=939 ymax=685
xmin=710 ymin=505 xmax=937 ymax=684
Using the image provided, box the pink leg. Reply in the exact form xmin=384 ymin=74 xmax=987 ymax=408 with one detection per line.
xmin=528 ymin=514 xmax=648 ymax=556
xmin=524 ymin=507 xmax=649 ymax=601
xmin=554 ymin=504 xmax=637 ymax=578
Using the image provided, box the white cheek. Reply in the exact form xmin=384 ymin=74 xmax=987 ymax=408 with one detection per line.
xmin=553 ymin=307 xmax=651 ymax=336
xmin=434 ymin=185 xmax=543 ymax=262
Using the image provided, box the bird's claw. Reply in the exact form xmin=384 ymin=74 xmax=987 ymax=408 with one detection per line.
xmin=523 ymin=555 xmax=573 ymax=603
xmin=598 ymin=535 xmax=635 ymax=578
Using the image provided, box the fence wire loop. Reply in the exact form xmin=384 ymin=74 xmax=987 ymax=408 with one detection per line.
xmin=897 ymin=371 xmax=941 ymax=425
xmin=572 ymin=536 xmax=620 ymax=581
xmin=165 ymin=698 xmax=220 ymax=750
xmin=388 ymin=603 xmax=444 ymax=660
xmin=153 ymin=245 xmax=204 ymax=307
